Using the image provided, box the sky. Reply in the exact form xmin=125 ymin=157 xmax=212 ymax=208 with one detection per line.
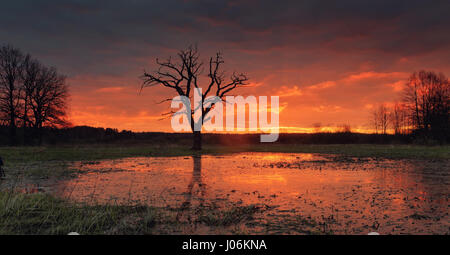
xmin=1 ymin=0 xmax=449 ymax=133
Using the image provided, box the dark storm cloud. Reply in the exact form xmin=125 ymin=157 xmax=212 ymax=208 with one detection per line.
xmin=0 ymin=0 xmax=449 ymax=76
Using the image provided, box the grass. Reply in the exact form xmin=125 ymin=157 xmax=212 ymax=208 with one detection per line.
xmin=0 ymin=191 xmax=266 ymax=235
xmin=0 ymin=191 xmax=159 ymax=234
xmin=0 ymin=145 xmax=194 ymax=164
xmin=0 ymin=144 xmax=448 ymax=166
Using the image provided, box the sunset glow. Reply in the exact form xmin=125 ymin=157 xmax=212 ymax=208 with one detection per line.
xmin=0 ymin=0 xmax=449 ymax=239
xmin=0 ymin=1 xmax=447 ymax=133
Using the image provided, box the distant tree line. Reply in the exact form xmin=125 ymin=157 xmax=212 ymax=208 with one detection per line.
xmin=0 ymin=44 xmax=69 ymax=145
xmin=371 ymin=70 xmax=449 ymax=143
xmin=0 ymin=125 xmax=411 ymax=146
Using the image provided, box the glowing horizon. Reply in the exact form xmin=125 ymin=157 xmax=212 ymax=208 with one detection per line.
xmin=1 ymin=1 xmax=447 ymax=134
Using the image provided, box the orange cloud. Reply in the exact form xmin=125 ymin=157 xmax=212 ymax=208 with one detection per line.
xmin=95 ymin=87 xmax=125 ymax=93
xmin=276 ymin=86 xmax=303 ymax=97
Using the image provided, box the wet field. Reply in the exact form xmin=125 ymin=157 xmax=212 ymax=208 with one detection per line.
xmin=41 ymin=152 xmax=449 ymax=234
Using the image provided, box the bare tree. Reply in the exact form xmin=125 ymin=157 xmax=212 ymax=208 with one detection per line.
xmin=141 ymin=46 xmax=248 ymax=150
xmin=403 ymin=71 xmax=449 ymax=141
xmin=0 ymin=45 xmax=25 ymax=145
xmin=371 ymin=107 xmax=379 ymax=134
xmin=390 ymin=102 xmax=409 ymax=135
xmin=378 ymin=104 xmax=389 ymax=134
xmin=20 ymin=55 xmax=40 ymax=144
xmin=371 ymin=104 xmax=390 ymax=134
xmin=28 ymin=64 xmax=69 ymax=144
xmin=0 ymin=45 xmax=70 ymax=145
xmin=336 ymin=123 xmax=352 ymax=133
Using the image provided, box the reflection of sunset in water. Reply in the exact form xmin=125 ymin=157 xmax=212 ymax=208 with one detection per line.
xmin=226 ymin=173 xmax=287 ymax=185
xmin=54 ymin=153 xmax=449 ymax=234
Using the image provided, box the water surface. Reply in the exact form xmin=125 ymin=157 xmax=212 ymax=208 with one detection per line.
xmin=54 ymin=153 xmax=449 ymax=234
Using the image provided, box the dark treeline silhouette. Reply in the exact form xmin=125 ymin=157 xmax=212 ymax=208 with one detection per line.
xmin=0 ymin=125 xmax=412 ymax=146
xmin=371 ymin=70 xmax=449 ymax=144
xmin=405 ymin=71 xmax=449 ymax=143
xmin=0 ymin=44 xmax=69 ymax=145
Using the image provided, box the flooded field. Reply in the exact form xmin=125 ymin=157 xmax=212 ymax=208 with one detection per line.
xmin=45 ymin=152 xmax=449 ymax=234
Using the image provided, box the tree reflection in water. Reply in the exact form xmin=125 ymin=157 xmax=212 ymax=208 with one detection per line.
xmin=177 ymin=155 xmax=206 ymax=222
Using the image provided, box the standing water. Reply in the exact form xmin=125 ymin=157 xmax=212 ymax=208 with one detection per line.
xmin=54 ymin=153 xmax=449 ymax=234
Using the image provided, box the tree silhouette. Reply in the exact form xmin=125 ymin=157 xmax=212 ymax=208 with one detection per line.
xmin=371 ymin=104 xmax=389 ymax=134
xmin=0 ymin=44 xmax=70 ymax=145
xmin=141 ymin=46 xmax=248 ymax=150
xmin=0 ymin=45 xmax=25 ymax=145
xmin=27 ymin=63 xmax=69 ymax=144
xmin=379 ymin=104 xmax=389 ymax=134
xmin=403 ymin=70 xmax=449 ymax=142
xmin=389 ymin=102 xmax=409 ymax=135
xmin=21 ymin=55 xmax=40 ymax=144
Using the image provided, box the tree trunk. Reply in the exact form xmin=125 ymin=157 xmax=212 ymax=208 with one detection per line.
xmin=23 ymin=99 xmax=30 ymax=145
xmin=9 ymin=115 xmax=16 ymax=146
xmin=38 ymin=125 xmax=43 ymax=146
xmin=192 ymin=131 xmax=202 ymax=150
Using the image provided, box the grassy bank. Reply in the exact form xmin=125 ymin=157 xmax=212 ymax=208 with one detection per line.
xmin=0 ymin=191 xmax=160 ymax=234
xmin=0 ymin=191 xmax=265 ymax=235
xmin=0 ymin=144 xmax=448 ymax=165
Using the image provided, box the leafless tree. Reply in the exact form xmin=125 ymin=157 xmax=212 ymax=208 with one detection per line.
xmin=389 ymin=102 xmax=409 ymax=135
xmin=20 ymin=55 xmax=40 ymax=144
xmin=371 ymin=108 xmax=379 ymax=134
xmin=28 ymin=64 xmax=70 ymax=144
xmin=336 ymin=123 xmax=352 ymax=133
xmin=378 ymin=104 xmax=389 ymax=134
xmin=0 ymin=45 xmax=25 ymax=145
xmin=141 ymin=46 xmax=248 ymax=150
xmin=0 ymin=45 xmax=70 ymax=145
xmin=371 ymin=104 xmax=389 ymax=134
xmin=403 ymin=71 xmax=449 ymax=141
